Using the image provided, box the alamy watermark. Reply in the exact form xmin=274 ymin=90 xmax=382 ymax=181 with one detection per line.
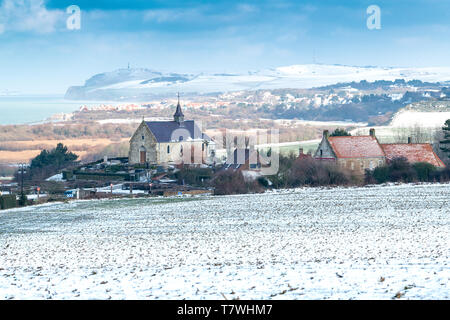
xmin=366 ymin=5 xmax=381 ymax=30
xmin=66 ymin=5 xmax=81 ymax=30
xmin=168 ymin=123 xmax=280 ymax=176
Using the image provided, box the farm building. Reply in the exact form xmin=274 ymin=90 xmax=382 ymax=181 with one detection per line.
xmin=380 ymin=142 xmax=445 ymax=168
xmin=314 ymin=129 xmax=445 ymax=173
xmin=314 ymin=129 xmax=386 ymax=174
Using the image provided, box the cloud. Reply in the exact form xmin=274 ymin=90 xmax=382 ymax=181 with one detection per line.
xmin=0 ymin=0 xmax=65 ymax=33
xmin=143 ymin=8 xmax=202 ymax=23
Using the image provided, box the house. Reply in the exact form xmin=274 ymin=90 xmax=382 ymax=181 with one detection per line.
xmin=314 ymin=129 xmax=446 ymax=173
xmin=381 ymin=139 xmax=445 ymax=168
xmin=129 ymin=97 xmax=215 ymax=166
xmin=298 ymin=148 xmax=313 ymax=160
xmin=219 ymin=147 xmax=272 ymax=174
xmin=226 ymin=148 xmax=262 ymax=171
xmin=314 ymin=129 xmax=386 ymax=174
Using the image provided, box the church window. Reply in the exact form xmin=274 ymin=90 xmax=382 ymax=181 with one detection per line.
xmin=167 ymin=145 xmax=170 ymax=154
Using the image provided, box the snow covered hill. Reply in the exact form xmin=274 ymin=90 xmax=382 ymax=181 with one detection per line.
xmin=65 ymin=64 xmax=450 ymax=101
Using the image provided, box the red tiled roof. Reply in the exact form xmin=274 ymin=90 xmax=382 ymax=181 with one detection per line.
xmin=380 ymin=143 xmax=446 ymax=168
xmin=328 ymin=136 xmax=385 ymax=158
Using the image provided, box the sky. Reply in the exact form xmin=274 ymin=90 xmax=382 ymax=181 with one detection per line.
xmin=0 ymin=0 xmax=450 ymax=94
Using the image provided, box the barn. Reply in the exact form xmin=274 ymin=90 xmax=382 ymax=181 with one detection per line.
xmin=314 ymin=129 xmax=445 ymax=174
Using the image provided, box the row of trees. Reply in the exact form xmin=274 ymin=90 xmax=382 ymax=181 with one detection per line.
xmin=440 ymin=119 xmax=450 ymax=161
xmin=365 ymin=157 xmax=450 ymax=184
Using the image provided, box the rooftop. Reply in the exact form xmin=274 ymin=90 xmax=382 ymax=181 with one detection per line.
xmin=145 ymin=120 xmax=210 ymax=143
xmin=381 ymin=143 xmax=445 ymax=168
xmin=328 ymin=135 xmax=385 ymax=158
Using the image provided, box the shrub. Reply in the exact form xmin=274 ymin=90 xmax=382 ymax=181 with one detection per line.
xmin=365 ymin=157 xmax=442 ymax=184
xmin=174 ymin=167 xmax=213 ymax=187
xmin=212 ymin=170 xmax=263 ymax=195
xmin=287 ymin=158 xmax=351 ymax=187
xmin=18 ymin=194 xmax=28 ymax=206
xmin=387 ymin=157 xmax=417 ymax=182
xmin=330 ymin=128 xmax=351 ymax=137
xmin=370 ymin=166 xmax=390 ymax=184
xmin=413 ymin=162 xmax=436 ymax=182
xmin=434 ymin=166 xmax=450 ymax=182
xmin=0 ymin=195 xmax=17 ymax=210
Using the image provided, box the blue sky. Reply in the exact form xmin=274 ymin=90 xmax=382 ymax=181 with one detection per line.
xmin=1 ymin=0 xmax=450 ymax=94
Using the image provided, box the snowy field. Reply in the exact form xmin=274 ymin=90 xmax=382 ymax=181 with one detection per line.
xmin=0 ymin=183 xmax=449 ymax=300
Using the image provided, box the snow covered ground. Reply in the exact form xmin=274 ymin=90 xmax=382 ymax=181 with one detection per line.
xmin=0 ymin=183 xmax=449 ymax=300
xmin=390 ymin=110 xmax=450 ymax=128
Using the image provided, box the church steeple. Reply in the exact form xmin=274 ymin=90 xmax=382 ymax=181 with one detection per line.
xmin=174 ymin=92 xmax=184 ymax=124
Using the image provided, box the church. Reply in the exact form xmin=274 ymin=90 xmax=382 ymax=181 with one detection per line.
xmin=128 ymin=97 xmax=215 ymax=166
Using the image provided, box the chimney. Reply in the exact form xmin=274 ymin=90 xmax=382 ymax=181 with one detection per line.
xmin=408 ymin=137 xmax=412 ymax=144
xmin=369 ymin=128 xmax=375 ymax=137
xmin=323 ymin=130 xmax=329 ymax=139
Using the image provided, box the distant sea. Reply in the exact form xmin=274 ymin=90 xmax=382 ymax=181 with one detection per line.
xmin=0 ymin=96 xmax=100 ymax=125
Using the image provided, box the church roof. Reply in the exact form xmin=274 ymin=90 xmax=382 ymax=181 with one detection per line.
xmin=174 ymin=101 xmax=184 ymax=118
xmin=145 ymin=120 xmax=210 ymax=143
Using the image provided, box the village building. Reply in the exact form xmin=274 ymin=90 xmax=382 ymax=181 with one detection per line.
xmin=314 ymin=128 xmax=445 ymax=173
xmin=128 ymin=97 xmax=215 ymax=166
xmin=380 ymin=140 xmax=445 ymax=168
xmin=298 ymin=148 xmax=313 ymax=160
xmin=224 ymin=148 xmax=262 ymax=171
xmin=314 ymin=129 xmax=386 ymax=174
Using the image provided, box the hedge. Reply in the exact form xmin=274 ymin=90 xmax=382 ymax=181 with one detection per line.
xmin=0 ymin=195 xmax=17 ymax=210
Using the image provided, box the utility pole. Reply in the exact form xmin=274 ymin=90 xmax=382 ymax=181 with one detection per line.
xmin=20 ymin=163 xmax=24 ymax=199
xmin=19 ymin=163 xmax=26 ymax=206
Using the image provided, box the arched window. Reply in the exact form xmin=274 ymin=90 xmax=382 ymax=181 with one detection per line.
xmin=179 ymin=136 xmax=183 ymax=141
xmin=167 ymin=145 xmax=170 ymax=154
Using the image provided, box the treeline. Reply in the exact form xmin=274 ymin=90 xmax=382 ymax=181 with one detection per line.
xmin=0 ymin=122 xmax=136 ymax=141
xmin=318 ymin=79 xmax=443 ymax=91
xmin=365 ymin=157 xmax=450 ymax=184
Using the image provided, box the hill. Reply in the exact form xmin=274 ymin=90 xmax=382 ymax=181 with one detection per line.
xmin=65 ymin=64 xmax=450 ymax=101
